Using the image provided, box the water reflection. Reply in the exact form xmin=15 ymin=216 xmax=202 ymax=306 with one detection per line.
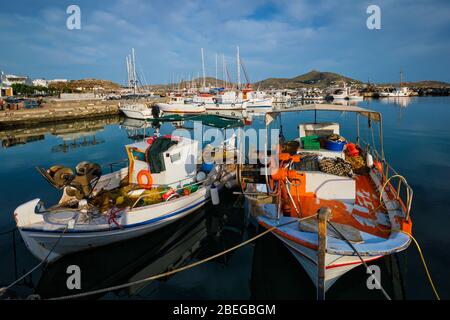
xmin=1 ymin=116 xmax=121 ymax=150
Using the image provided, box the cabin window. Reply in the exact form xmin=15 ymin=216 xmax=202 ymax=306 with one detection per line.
xmin=131 ymin=149 xmax=146 ymax=161
xmin=170 ymin=152 xmax=181 ymax=163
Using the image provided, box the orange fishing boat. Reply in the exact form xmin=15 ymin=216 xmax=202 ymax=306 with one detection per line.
xmin=241 ymin=104 xmax=413 ymax=299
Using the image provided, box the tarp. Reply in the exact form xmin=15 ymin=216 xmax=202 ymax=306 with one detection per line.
xmin=265 ymin=103 xmax=382 ymax=125
xmin=145 ymin=137 xmax=178 ymax=173
xmin=153 ymin=114 xmax=244 ymax=129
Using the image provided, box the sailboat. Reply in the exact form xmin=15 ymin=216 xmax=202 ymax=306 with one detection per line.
xmin=119 ymin=49 xmax=156 ymax=120
xmin=240 ymin=104 xmax=413 ymax=299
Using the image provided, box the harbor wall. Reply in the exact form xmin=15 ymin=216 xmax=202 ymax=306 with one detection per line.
xmin=0 ymin=98 xmax=165 ymax=128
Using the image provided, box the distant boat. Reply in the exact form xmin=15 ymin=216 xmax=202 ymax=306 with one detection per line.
xmin=157 ymin=96 xmax=206 ymax=114
xmin=379 ymin=69 xmax=412 ymax=98
xmin=119 ymin=103 xmax=155 ymax=120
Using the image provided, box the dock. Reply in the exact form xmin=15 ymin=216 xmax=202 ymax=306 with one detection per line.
xmin=0 ymin=98 xmax=166 ymax=128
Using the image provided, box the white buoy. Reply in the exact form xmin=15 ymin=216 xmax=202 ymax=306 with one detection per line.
xmin=366 ymin=152 xmax=374 ymax=168
xmin=210 ymin=184 xmax=220 ymax=205
xmin=196 ymin=171 xmax=207 ymax=182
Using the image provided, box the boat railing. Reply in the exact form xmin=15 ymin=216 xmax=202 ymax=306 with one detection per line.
xmin=106 ymin=159 xmax=129 ymax=173
xmin=360 ymin=140 xmax=413 ymax=221
xmin=129 ymin=178 xmax=207 ymax=211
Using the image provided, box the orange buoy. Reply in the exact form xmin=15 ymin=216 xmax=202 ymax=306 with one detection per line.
xmin=374 ymin=161 xmax=383 ymax=173
xmin=137 ymin=170 xmax=153 ymax=189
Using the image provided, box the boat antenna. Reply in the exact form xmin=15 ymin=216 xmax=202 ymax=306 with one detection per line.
xmin=215 ymin=53 xmax=218 ymax=88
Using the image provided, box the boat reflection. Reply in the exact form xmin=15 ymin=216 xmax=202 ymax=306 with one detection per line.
xmin=378 ymin=96 xmax=414 ymax=108
xmin=34 ymin=191 xmax=246 ymax=299
xmin=0 ymin=116 xmax=121 ymax=150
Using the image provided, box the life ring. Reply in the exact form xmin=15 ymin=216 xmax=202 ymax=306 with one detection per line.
xmin=137 ymin=170 xmax=153 ymax=189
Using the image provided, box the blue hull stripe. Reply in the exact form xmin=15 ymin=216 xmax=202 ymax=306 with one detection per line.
xmin=22 ymin=198 xmax=209 ymax=234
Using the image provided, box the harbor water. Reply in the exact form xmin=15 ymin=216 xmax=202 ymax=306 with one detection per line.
xmin=0 ymin=97 xmax=449 ymax=299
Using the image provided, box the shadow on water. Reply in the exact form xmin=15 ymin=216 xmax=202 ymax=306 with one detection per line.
xmin=33 ymin=190 xmax=248 ymax=300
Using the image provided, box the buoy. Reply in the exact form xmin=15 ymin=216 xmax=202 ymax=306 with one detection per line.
xmin=137 ymin=170 xmax=153 ymax=189
xmin=374 ymin=160 xmax=383 ymax=172
xmin=210 ymin=184 xmax=220 ymax=205
xmin=366 ymin=152 xmax=374 ymax=168
xmin=196 ymin=171 xmax=207 ymax=182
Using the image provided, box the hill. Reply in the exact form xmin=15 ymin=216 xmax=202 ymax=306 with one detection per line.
xmin=254 ymin=70 xmax=361 ymax=89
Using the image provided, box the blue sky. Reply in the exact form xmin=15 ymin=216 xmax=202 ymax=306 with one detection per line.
xmin=0 ymin=0 xmax=449 ymax=85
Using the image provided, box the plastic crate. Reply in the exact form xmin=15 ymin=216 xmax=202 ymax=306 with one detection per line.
xmin=301 ymin=135 xmax=321 ymax=150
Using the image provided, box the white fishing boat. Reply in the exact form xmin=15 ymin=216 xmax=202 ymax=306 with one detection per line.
xmin=157 ymin=96 xmax=206 ymax=114
xmin=379 ymin=70 xmax=412 ymax=98
xmin=14 ymin=135 xmax=226 ymax=262
xmin=119 ymin=103 xmax=155 ymax=120
xmin=379 ymin=87 xmax=412 ymax=98
xmin=241 ymin=104 xmax=413 ymax=299
xmin=157 ymin=102 xmax=206 ymax=114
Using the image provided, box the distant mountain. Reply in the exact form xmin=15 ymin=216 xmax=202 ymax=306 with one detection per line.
xmin=254 ymin=70 xmax=361 ymax=89
xmin=49 ymin=79 xmax=121 ymax=91
xmin=383 ymin=80 xmax=450 ymax=88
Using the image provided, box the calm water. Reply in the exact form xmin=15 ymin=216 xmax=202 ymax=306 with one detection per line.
xmin=0 ymin=97 xmax=449 ymax=300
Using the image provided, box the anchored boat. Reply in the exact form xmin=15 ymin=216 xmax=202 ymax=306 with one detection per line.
xmin=241 ymin=104 xmax=413 ymax=298
xmin=14 ymin=134 xmax=232 ymax=263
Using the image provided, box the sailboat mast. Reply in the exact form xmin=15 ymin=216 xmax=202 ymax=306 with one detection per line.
xmin=201 ymin=48 xmax=206 ymax=88
xmin=222 ymin=54 xmax=226 ymax=89
xmin=400 ymin=68 xmax=403 ymax=87
xmin=132 ymin=48 xmax=137 ymax=93
xmin=215 ymin=53 xmax=218 ymax=88
xmin=236 ymin=46 xmax=241 ymax=90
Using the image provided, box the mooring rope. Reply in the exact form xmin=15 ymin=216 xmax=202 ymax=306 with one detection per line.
xmin=0 ymin=225 xmax=68 ymax=297
xmin=328 ymin=221 xmax=392 ymax=300
xmin=398 ymin=230 xmax=440 ymax=300
xmin=49 ymin=216 xmax=317 ymax=300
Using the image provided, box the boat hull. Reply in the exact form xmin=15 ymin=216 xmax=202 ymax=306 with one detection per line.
xmin=16 ymin=189 xmax=209 ymax=263
xmin=120 ymin=107 xmax=153 ymax=120
xmin=275 ymin=233 xmax=382 ymax=292
xmin=157 ymin=103 xmax=206 ymax=113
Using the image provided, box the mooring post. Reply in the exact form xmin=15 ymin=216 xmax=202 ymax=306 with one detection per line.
xmin=317 ymin=207 xmax=332 ymax=300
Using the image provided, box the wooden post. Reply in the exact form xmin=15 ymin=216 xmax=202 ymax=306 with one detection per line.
xmin=317 ymin=207 xmax=332 ymax=300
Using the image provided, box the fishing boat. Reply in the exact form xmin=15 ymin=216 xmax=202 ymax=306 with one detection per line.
xmin=240 ymin=104 xmax=413 ymax=299
xmin=13 ymin=134 xmax=230 ymax=263
xmin=379 ymin=70 xmax=412 ymax=98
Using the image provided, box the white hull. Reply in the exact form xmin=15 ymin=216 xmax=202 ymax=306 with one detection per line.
xmin=205 ymin=102 xmax=247 ymax=110
xmin=246 ymin=98 xmax=273 ymax=108
xmin=157 ymin=103 xmax=206 ymax=114
xmin=348 ymin=95 xmax=364 ymax=101
xmin=379 ymin=92 xmax=411 ymax=97
xmin=16 ymin=188 xmax=209 ymax=262
xmin=276 ymin=234 xmax=382 ymax=292
xmin=120 ymin=105 xmax=154 ymax=120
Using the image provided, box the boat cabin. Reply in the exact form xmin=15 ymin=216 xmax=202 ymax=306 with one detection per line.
xmin=125 ymin=135 xmax=198 ymax=189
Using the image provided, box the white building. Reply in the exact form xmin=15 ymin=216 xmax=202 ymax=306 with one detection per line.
xmin=0 ymin=71 xmax=33 ymax=86
xmin=32 ymin=79 xmax=49 ymax=87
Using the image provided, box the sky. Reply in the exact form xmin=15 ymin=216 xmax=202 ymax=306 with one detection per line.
xmin=0 ymin=0 xmax=449 ymax=85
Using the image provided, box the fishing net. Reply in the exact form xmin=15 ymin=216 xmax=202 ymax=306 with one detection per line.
xmin=319 ymin=157 xmax=354 ymax=177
